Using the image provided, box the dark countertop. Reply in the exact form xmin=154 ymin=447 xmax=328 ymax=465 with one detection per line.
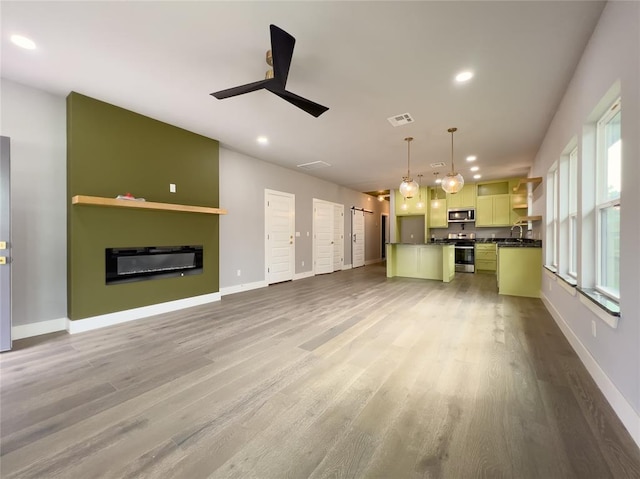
xmin=387 ymin=242 xmax=455 ymax=245
xmin=497 ymin=243 xmax=542 ymax=248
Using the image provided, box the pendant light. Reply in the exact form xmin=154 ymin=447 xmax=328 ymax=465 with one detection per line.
xmin=399 ymin=137 xmax=419 ymax=198
xmin=441 ymin=127 xmax=464 ymax=194
xmin=416 ymin=174 xmax=424 ymax=209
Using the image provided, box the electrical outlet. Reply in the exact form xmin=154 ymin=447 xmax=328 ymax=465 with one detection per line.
xmin=237 ymin=269 xmax=241 ymax=277
xmin=591 ymin=320 xmax=597 ymax=338
xmin=170 ymin=183 xmax=176 ymax=193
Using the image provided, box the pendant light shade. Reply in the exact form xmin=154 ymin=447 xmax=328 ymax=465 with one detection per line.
xmin=399 ymin=137 xmax=419 ymax=198
xmin=441 ymin=127 xmax=465 ymax=194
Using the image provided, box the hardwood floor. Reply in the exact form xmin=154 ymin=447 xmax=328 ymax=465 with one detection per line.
xmin=1 ymin=264 xmax=639 ymax=478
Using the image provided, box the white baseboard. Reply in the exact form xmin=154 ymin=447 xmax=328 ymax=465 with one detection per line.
xmin=342 ymin=264 xmax=352 ymax=270
xmin=294 ymin=271 xmax=314 ymax=281
xmin=220 ymin=280 xmax=268 ymax=296
xmin=365 ymin=258 xmax=383 ymax=266
xmin=67 ymin=292 xmax=221 ymax=334
xmin=12 ymin=317 xmax=67 ymax=340
xmin=541 ymin=293 xmax=640 ymax=449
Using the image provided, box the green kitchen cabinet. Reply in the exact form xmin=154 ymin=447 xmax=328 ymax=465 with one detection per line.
xmin=476 ymin=194 xmax=511 ymax=227
xmin=429 ymin=188 xmax=447 ymax=228
xmin=446 ymin=184 xmax=476 ymax=209
xmin=395 ymin=188 xmax=428 ymax=216
xmin=475 ymin=243 xmax=497 ymax=273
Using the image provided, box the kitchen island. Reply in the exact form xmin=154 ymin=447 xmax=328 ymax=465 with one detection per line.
xmin=386 ymin=243 xmax=455 ymax=282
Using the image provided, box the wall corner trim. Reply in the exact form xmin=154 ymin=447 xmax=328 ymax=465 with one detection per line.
xmin=540 ymin=293 xmax=640 ymax=449
xmin=12 ymin=318 xmax=67 ymax=340
xmin=67 ymin=292 xmax=221 ymax=334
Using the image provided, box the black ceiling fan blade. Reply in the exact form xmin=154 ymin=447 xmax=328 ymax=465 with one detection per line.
xmin=269 ymin=88 xmax=329 ymax=117
xmin=270 ymin=24 xmax=295 ymax=86
xmin=211 ymin=79 xmax=271 ymax=99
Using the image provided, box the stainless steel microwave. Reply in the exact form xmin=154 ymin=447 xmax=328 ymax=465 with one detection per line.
xmin=448 ymin=208 xmax=475 ymax=223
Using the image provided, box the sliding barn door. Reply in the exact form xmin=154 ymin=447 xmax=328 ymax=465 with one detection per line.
xmin=352 ymin=209 xmax=365 ymax=268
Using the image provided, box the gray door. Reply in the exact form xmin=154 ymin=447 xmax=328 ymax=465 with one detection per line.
xmin=0 ymin=136 xmax=11 ymax=351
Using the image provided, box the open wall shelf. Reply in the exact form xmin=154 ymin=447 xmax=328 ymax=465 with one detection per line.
xmin=72 ymin=195 xmax=227 ymax=215
xmin=513 ymin=177 xmax=542 ymax=193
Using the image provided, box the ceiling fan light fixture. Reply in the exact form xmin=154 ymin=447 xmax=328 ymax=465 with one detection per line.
xmin=441 ymin=127 xmax=465 ymax=194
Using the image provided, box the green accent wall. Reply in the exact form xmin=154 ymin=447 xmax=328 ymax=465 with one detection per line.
xmin=67 ymin=92 xmax=220 ymax=320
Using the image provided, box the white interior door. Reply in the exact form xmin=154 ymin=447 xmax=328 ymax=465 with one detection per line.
xmin=313 ymin=199 xmax=333 ymax=275
xmin=352 ymin=209 xmax=365 ymax=268
xmin=0 ymin=136 xmax=11 ymax=352
xmin=333 ymin=204 xmax=344 ymax=271
xmin=265 ymin=190 xmax=295 ymax=284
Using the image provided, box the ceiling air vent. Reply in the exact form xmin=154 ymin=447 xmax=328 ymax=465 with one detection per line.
xmin=430 ymin=162 xmax=446 ymax=168
xmin=387 ymin=113 xmax=414 ymax=127
xmin=297 ymin=160 xmax=331 ymax=170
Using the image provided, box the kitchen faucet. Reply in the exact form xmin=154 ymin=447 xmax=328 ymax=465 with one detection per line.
xmin=511 ymin=223 xmax=524 ymax=239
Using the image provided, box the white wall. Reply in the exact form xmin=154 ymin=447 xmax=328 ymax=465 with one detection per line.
xmin=530 ymin=1 xmax=640 ymax=443
xmin=0 ymin=79 xmax=67 ymax=335
xmin=219 ymin=147 xmax=389 ymax=292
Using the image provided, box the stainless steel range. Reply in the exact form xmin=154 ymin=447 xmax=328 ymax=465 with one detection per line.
xmin=448 ymin=233 xmax=476 ymax=273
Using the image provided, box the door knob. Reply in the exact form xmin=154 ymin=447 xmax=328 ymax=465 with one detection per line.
xmin=0 ymin=257 xmax=6 ymax=265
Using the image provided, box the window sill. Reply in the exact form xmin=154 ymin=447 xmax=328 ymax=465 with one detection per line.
xmin=577 ymin=287 xmax=620 ymax=329
xmin=543 ymin=265 xmax=557 ymax=280
xmin=556 ymin=274 xmax=577 ymax=296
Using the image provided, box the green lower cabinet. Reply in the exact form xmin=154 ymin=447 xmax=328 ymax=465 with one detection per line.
xmin=475 ymin=243 xmax=497 ymax=273
xmin=497 ymin=247 xmax=542 ymax=298
xmin=386 ymin=244 xmax=455 ymax=282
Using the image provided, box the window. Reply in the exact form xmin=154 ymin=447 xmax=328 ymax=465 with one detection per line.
xmin=546 ymin=164 xmax=559 ymax=269
xmin=568 ymin=147 xmax=578 ymax=277
xmin=595 ymin=98 xmax=621 ymax=299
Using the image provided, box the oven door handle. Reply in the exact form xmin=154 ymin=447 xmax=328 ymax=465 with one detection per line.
xmin=455 ymin=246 xmax=475 ymax=249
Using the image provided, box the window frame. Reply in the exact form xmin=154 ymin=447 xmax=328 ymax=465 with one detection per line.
xmin=595 ymin=98 xmax=621 ymax=301
xmin=568 ymin=147 xmax=578 ymax=278
xmin=546 ymin=164 xmax=559 ymax=269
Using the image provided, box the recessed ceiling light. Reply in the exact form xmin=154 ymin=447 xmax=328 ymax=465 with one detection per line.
xmin=473 ymin=174 xmax=482 ymax=179
xmin=455 ymin=70 xmax=474 ymax=83
xmin=470 ymin=166 xmax=479 ymax=172
xmin=11 ymin=34 xmax=36 ymax=50
xmin=435 ymin=178 xmax=442 ymax=184
xmin=466 ymin=155 xmax=477 ymax=162
xmin=256 ymin=136 xmax=268 ymax=145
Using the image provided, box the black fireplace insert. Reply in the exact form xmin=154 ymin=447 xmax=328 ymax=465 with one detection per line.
xmin=105 ymin=245 xmax=203 ymax=284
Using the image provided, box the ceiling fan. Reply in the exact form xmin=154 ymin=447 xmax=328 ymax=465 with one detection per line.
xmin=211 ymin=24 xmax=329 ymax=118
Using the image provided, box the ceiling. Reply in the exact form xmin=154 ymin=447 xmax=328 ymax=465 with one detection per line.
xmin=1 ymin=1 xmax=605 ymax=192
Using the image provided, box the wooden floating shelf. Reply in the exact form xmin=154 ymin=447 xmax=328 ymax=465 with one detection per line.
xmin=513 ymin=176 xmax=542 ymax=193
xmin=72 ymin=195 xmax=227 ymax=215
xmin=516 ymin=215 xmax=542 ymax=222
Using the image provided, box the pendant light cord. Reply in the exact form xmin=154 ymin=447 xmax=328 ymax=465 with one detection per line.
xmin=405 ymin=137 xmax=413 ymax=179
xmin=448 ymin=127 xmax=457 ymax=175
